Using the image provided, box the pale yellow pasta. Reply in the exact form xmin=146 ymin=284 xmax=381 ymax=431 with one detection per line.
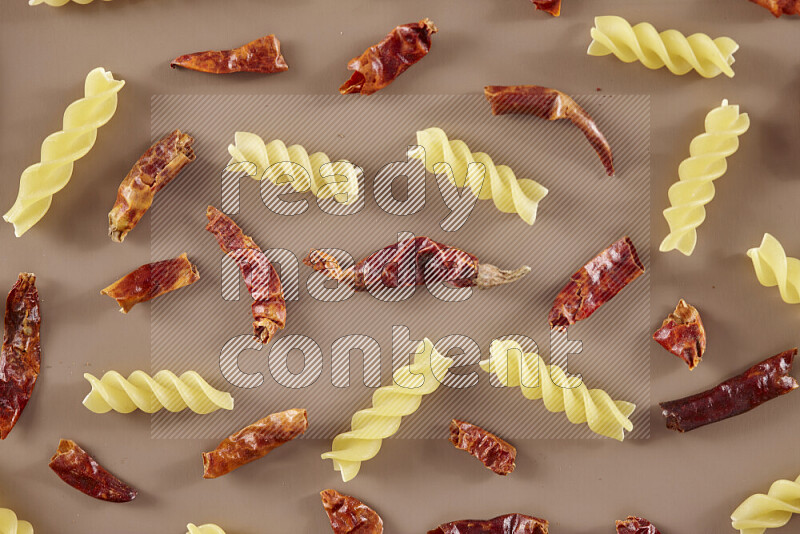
xmin=747 ymin=233 xmax=800 ymax=305
xmin=227 ymin=133 xmax=360 ymax=204
xmin=660 ymin=99 xmax=750 ymax=256
xmin=3 ymin=67 xmax=124 ymax=237
xmin=186 ymin=524 xmax=226 ymax=534
xmin=412 ymin=127 xmax=548 ymax=225
xmin=321 ymin=338 xmax=453 ymax=482
xmin=29 ymin=0 xmax=107 ymax=5
xmin=0 ymin=508 xmax=32 ymax=534
xmin=480 ymin=340 xmax=635 ymax=441
xmin=83 ymin=370 xmax=234 ymax=414
xmin=731 ymin=474 xmax=800 ymax=534
xmin=588 ymin=15 xmax=739 ymax=78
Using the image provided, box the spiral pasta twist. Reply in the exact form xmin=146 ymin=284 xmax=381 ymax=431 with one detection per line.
xmin=29 ymin=0 xmax=107 ymax=5
xmin=413 ymin=127 xmax=548 ymax=225
xmin=186 ymin=524 xmax=226 ymax=534
xmin=731 ymin=474 xmax=800 ymax=534
xmin=480 ymin=340 xmax=636 ymax=441
xmin=587 ymin=15 xmax=739 ymax=78
xmin=227 ymin=132 xmax=360 ymax=204
xmin=747 ymin=233 xmax=800 ymax=304
xmin=0 ymin=509 xmax=32 ymax=534
xmin=3 ymin=67 xmax=124 ymax=237
xmin=83 ymin=370 xmax=234 ymax=414
xmin=321 ymin=338 xmax=454 ymax=482
xmin=660 ymin=99 xmax=750 ymax=256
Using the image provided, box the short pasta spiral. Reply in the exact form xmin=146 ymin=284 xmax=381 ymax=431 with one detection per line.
xmin=227 ymin=132 xmax=360 ymax=204
xmin=83 ymin=370 xmax=234 ymax=414
xmin=731 ymin=474 xmax=800 ymax=534
xmin=3 ymin=67 xmax=124 ymax=237
xmin=413 ymin=127 xmax=548 ymax=225
xmin=660 ymin=99 xmax=750 ymax=256
xmin=0 ymin=508 xmax=32 ymax=534
xmin=747 ymin=233 xmax=800 ymax=305
xmin=480 ymin=340 xmax=636 ymax=441
xmin=587 ymin=15 xmax=739 ymax=78
xmin=321 ymin=338 xmax=454 ymax=482
xmin=186 ymin=524 xmax=226 ymax=534
xmin=29 ymin=0 xmax=107 ymax=5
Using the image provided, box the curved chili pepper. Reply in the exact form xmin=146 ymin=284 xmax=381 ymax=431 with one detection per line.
xmin=449 ymin=420 xmax=516 ymax=476
xmin=49 ymin=439 xmax=137 ymax=503
xmin=616 ymin=516 xmax=661 ymax=534
xmin=170 ymin=35 xmax=289 ymax=74
xmin=531 ymin=0 xmax=561 ymax=16
xmin=321 ymin=489 xmax=384 ymax=534
xmin=652 ymin=299 xmax=706 ymax=370
xmin=428 ymin=513 xmax=549 ymax=534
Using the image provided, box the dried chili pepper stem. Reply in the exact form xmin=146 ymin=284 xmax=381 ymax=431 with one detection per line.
xmin=474 ymin=264 xmax=531 ymax=290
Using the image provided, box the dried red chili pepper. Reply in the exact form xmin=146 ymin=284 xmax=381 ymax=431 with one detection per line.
xmin=339 ymin=19 xmax=438 ymax=95
xmin=531 ymin=0 xmax=561 ymax=16
xmin=428 ymin=513 xmax=549 ymax=534
xmin=660 ymin=349 xmax=798 ymax=433
xmin=49 ymin=439 xmax=137 ymax=503
xmin=205 ymin=206 xmax=286 ymax=344
xmin=484 ymin=85 xmax=614 ymax=176
xmin=108 ymin=130 xmax=195 ymax=242
xmin=448 ymin=420 xmax=516 ymax=476
xmin=304 ymin=237 xmax=530 ymax=292
xmin=100 ymin=253 xmax=200 ymax=313
xmin=170 ymin=35 xmax=289 ymax=74
xmin=548 ymin=237 xmax=645 ymax=329
xmin=202 ymin=408 xmax=308 ymax=478
xmin=616 ymin=516 xmax=661 ymax=534
xmin=0 ymin=273 xmax=40 ymax=440
xmin=748 ymin=0 xmax=800 ymax=17
xmin=653 ymin=299 xmax=706 ymax=370
xmin=320 ymin=489 xmax=384 ymax=534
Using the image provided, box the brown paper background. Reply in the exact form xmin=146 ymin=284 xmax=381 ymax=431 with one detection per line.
xmin=1 ymin=0 xmax=799 ymax=532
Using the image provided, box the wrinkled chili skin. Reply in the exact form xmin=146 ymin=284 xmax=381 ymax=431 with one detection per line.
xmin=321 ymin=489 xmax=384 ymax=534
xmin=205 ymin=206 xmax=286 ymax=344
xmin=660 ymin=349 xmax=798 ymax=433
xmin=748 ymin=0 xmax=800 ymax=17
xmin=652 ymin=299 xmax=706 ymax=370
xmin=340 ymin=19 xmax=438 ymax=95
xmin=202 ymin=409 xmax=308 ymax=479
xmin=484 ymin=85 xmax=614 ymax=176
xmin=49 ymin=439 xmax=137 ymax=503
xmin=548 ymin=237 xmax=645 ymax=329
xmin=0 ymin=273 xmax=40 ymax=440
xmin=531 ymin=0 xmax=561 ymax=16
xmin=428 ymin=513 xmax=549 ymax=534
xmin=170 ymin=35 xmax=289 ymax=74
xmin=449 ymin=420 xmax=516 ymax=476
xmin=615 ymin=516 xmax=661 ymax=534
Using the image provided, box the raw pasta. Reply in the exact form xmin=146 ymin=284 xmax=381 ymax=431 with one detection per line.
xmin=321 ymin=338 xmax=454 ymax=482
xmin=413 ymin=127 xmax=549 ymax=225
xmin=747 ymin=233 xmax=800 ymax=304
xmin=227 ymin=133 xmax=361 ymax=204
xmin=29 ymin=0 xmax=106 ymax=4
xmin=0 ymin=508 xmax=33 ymax=534
xmin=480 ymin=340 xmax=636 ymax=441
xmin=588 ymin=15 xmax=739 ymax=78
xmin=186 ymin=525 xmax=226 ymax=534
xmin=82 ymin=370 xmax=234 ymax=414
xmin=3 ymin=67 xmax=124 ymax=237
xmin=731 ymin=474 xmax=800 ymax=534
xmin=660 ymin=99 xmax=750 ymax=256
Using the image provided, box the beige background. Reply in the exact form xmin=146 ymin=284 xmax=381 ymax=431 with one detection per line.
xmin=1 ymin=0 xmax=799 ymax=532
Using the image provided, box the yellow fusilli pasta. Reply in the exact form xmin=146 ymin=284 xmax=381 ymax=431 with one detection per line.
xmin=731 ymin=474 xmax=800 ymax=534
xmin=480 ymin=340 xmax=636 ymax=441
xmin=321 ymin=338 xmax=454 ymax=482
xmin=186 ymin=524 xmax=226 ymax=534
xmin=0 ymin=508 xmax=32 ymax=534
xmin=588 ymin=15 xmax=739 ymax=78
xmin=83 ymin=370 xmax=234 ymax=414
xmin=660 ymin=99 xmax=750 ymax=256
xmin=747 ymin=233 xmax=800 ymax=305
xmin=3 ymin=67 xmax=124 ymax=237
xmin=227 ymin=132 xmax=360 ymax=204
xmin=412 ymin=127 xmax=548 ymax=225
xmin=29 ymin=0 xmax=107 ymax=5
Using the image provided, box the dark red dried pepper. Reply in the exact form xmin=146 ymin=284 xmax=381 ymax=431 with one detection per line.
xmin=339 ymin=19 xmax=438 ymax=95
xmin=304 ymin=237 xmax=530 ymax=292
xmin=0 ymin=273 xmax=40 ymax=439
xmin=616 ymin=516 xmax=661 ymax=534
xmin=320 ymin=489 xmax=384 ymax=534
xmin=748 ymin=0 xmax=800 ymax=17
xmin=206 ymin=206 xmax=286 ymax=344
xmin=653 ymin=299 xmax=706 ymax=370
xmin=531 ymin=0 xmax=561 ymax=16
xmin=484 ymin=85 xmax=614 ymax=176
xmin=170 ymin=35 xmax=289 ymax=74
xmin=100 ymin=253 xmax=200 ymax=313
xmin=660 ymin=349 xmax=798 ymax=433
xmin=449 ymin=420 xmax=516 ymax=476
xmin=428 ymin=513 xmax=549 ymax=534
xmin=548 ymin=237 xmax=645 ymax=329
xmin=202 ymin=408 xmax=308 ymax=479
xmin=49 ymin=439 xmax=137 ymax=503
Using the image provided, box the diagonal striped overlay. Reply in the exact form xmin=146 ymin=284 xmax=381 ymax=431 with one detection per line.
xmin=150 ymin=94 xmax=651 ymax=440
